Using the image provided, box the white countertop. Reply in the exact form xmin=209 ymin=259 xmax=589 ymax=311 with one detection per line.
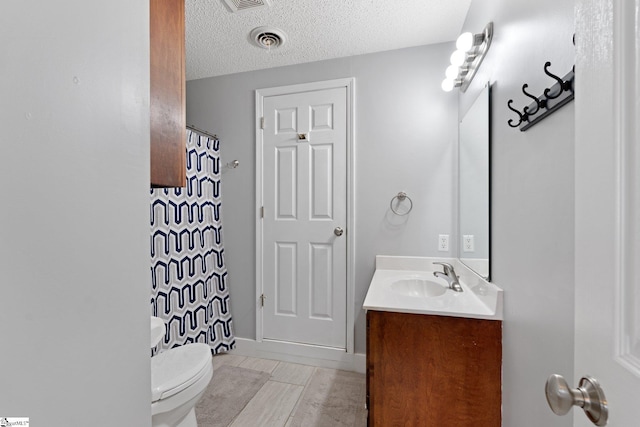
xmin=363 ymin=256 xmax=503 ymax=321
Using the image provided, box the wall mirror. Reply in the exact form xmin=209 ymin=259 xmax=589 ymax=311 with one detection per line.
xmin=459 ymin=83 xmax=491 ymax=280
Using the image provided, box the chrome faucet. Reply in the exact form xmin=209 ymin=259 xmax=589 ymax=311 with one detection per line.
xmin=433 ymin=262 xmax=463 ymax=292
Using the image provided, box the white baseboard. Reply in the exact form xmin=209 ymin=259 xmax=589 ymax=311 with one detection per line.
xmin=230 ymin=338 xmax=366 ymax=374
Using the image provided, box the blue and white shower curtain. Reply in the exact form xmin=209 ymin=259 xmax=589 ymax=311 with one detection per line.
xmin=150 ymin=129 xmax=234 ymax=354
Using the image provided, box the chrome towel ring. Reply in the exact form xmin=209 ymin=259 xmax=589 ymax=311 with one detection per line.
xmin=390 ymin=191 xmax=413 ymax=216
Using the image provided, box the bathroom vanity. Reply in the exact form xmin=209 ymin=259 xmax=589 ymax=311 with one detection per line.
xmin=363 ymin=256 xmax=503 ymax=427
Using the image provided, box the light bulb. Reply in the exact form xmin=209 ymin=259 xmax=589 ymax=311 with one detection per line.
xmin=456 ymin=32 xmax=474 ymax=52
xmin=445 ymin=65 xmax=459 ymax=79
xmin=264 ymin=38 xmax=273 ymax=52
xmin=441 ymin=78 xmax=454 ymax=92
xmin=450 ymin=50 xmax=466 ymax=67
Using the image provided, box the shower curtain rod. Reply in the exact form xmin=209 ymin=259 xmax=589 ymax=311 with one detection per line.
xmin=187 ymin=124 xmax=217 ymax=140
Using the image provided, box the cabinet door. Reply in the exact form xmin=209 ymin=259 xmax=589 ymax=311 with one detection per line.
xmin=367 ymin=311 xmax=502 ymax=427
xmin=150 ymin=0 xmax=186 ymax=188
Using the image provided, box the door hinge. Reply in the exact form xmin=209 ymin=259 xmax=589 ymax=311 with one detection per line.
xmin=260 ymin=293 xmax=266 ymax=307
xmin=260 ymin=206 xmax=264 ymax=218
xmin=260 ymin=117 xmax=265 ymax=129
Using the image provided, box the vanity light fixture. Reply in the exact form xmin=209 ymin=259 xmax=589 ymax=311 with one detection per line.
xmin=441 ymin=22 xmax=493 ymax=92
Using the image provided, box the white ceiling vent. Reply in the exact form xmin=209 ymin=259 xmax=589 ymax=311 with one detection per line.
xmin=250 ymin=26 xmax=287 ymax=49
xmin=221 ymin=0 xmax=271 ymax=13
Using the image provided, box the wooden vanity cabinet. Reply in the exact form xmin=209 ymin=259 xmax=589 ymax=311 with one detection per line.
xmin=366 ymin=310 xmax=502 ymax=427
xmin=150 ymin=0 xmax=186 ymax=188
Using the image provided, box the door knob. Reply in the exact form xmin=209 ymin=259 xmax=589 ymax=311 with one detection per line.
xmin=545 ymin=374 xmax=608 ymax=426
xmin=334 ymin=227 xmax=344 ymax=236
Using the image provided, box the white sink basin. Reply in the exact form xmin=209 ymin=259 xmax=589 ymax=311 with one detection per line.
xmin=390 ymin=278 xmax=446 ymax=297
xmin=151 ymin=316 xmax=165 ymax=348
xmin=363 ymin=256 xmax=503 ymax=320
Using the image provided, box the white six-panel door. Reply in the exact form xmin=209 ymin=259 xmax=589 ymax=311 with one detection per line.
xmin=259 ymin=85 xmax=348 ymax=350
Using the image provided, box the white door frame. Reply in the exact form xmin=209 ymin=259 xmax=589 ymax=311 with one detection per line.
xmin=255 ymin=78 xmax=356 ymax=358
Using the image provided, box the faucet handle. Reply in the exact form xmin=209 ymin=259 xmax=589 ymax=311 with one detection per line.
xmin=433 ymin=262 xmax=455 ymax=275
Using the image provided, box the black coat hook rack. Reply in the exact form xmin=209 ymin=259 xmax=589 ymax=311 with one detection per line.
xmin=507 ymin=36 xmax=575 ymax=132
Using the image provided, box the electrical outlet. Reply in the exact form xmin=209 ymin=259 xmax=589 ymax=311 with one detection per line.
xmin=438 ymin=234 xmax=449 ymax=252
xmin=463 ymin=235 xmax=475 ymax=252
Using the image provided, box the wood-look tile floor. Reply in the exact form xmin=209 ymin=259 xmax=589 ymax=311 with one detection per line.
xmin=210 ymin=353 xmax=367 ymax=427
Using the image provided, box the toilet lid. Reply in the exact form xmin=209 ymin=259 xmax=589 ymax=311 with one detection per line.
xmin=151 ymin=343 xmax=212 ymax=402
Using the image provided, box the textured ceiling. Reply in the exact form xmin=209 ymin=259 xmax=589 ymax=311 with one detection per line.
xmin=186 ymin=0 xmax=472 ymax=80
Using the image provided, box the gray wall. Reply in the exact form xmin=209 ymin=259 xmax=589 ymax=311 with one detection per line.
xmin=460 ymin=1 xmax=575 ymax=426
xmin=186 ymin=43 xmax=458 ymax=354
xmin=1 ymin=2 xmax=151 ymax=425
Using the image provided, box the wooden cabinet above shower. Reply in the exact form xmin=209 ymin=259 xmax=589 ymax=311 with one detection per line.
xmin=150 ymin=0 xmax=186 ymax=188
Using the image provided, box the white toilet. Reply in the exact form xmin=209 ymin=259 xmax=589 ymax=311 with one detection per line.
xmin=150 ymin=318 xmax=213 ymax=427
